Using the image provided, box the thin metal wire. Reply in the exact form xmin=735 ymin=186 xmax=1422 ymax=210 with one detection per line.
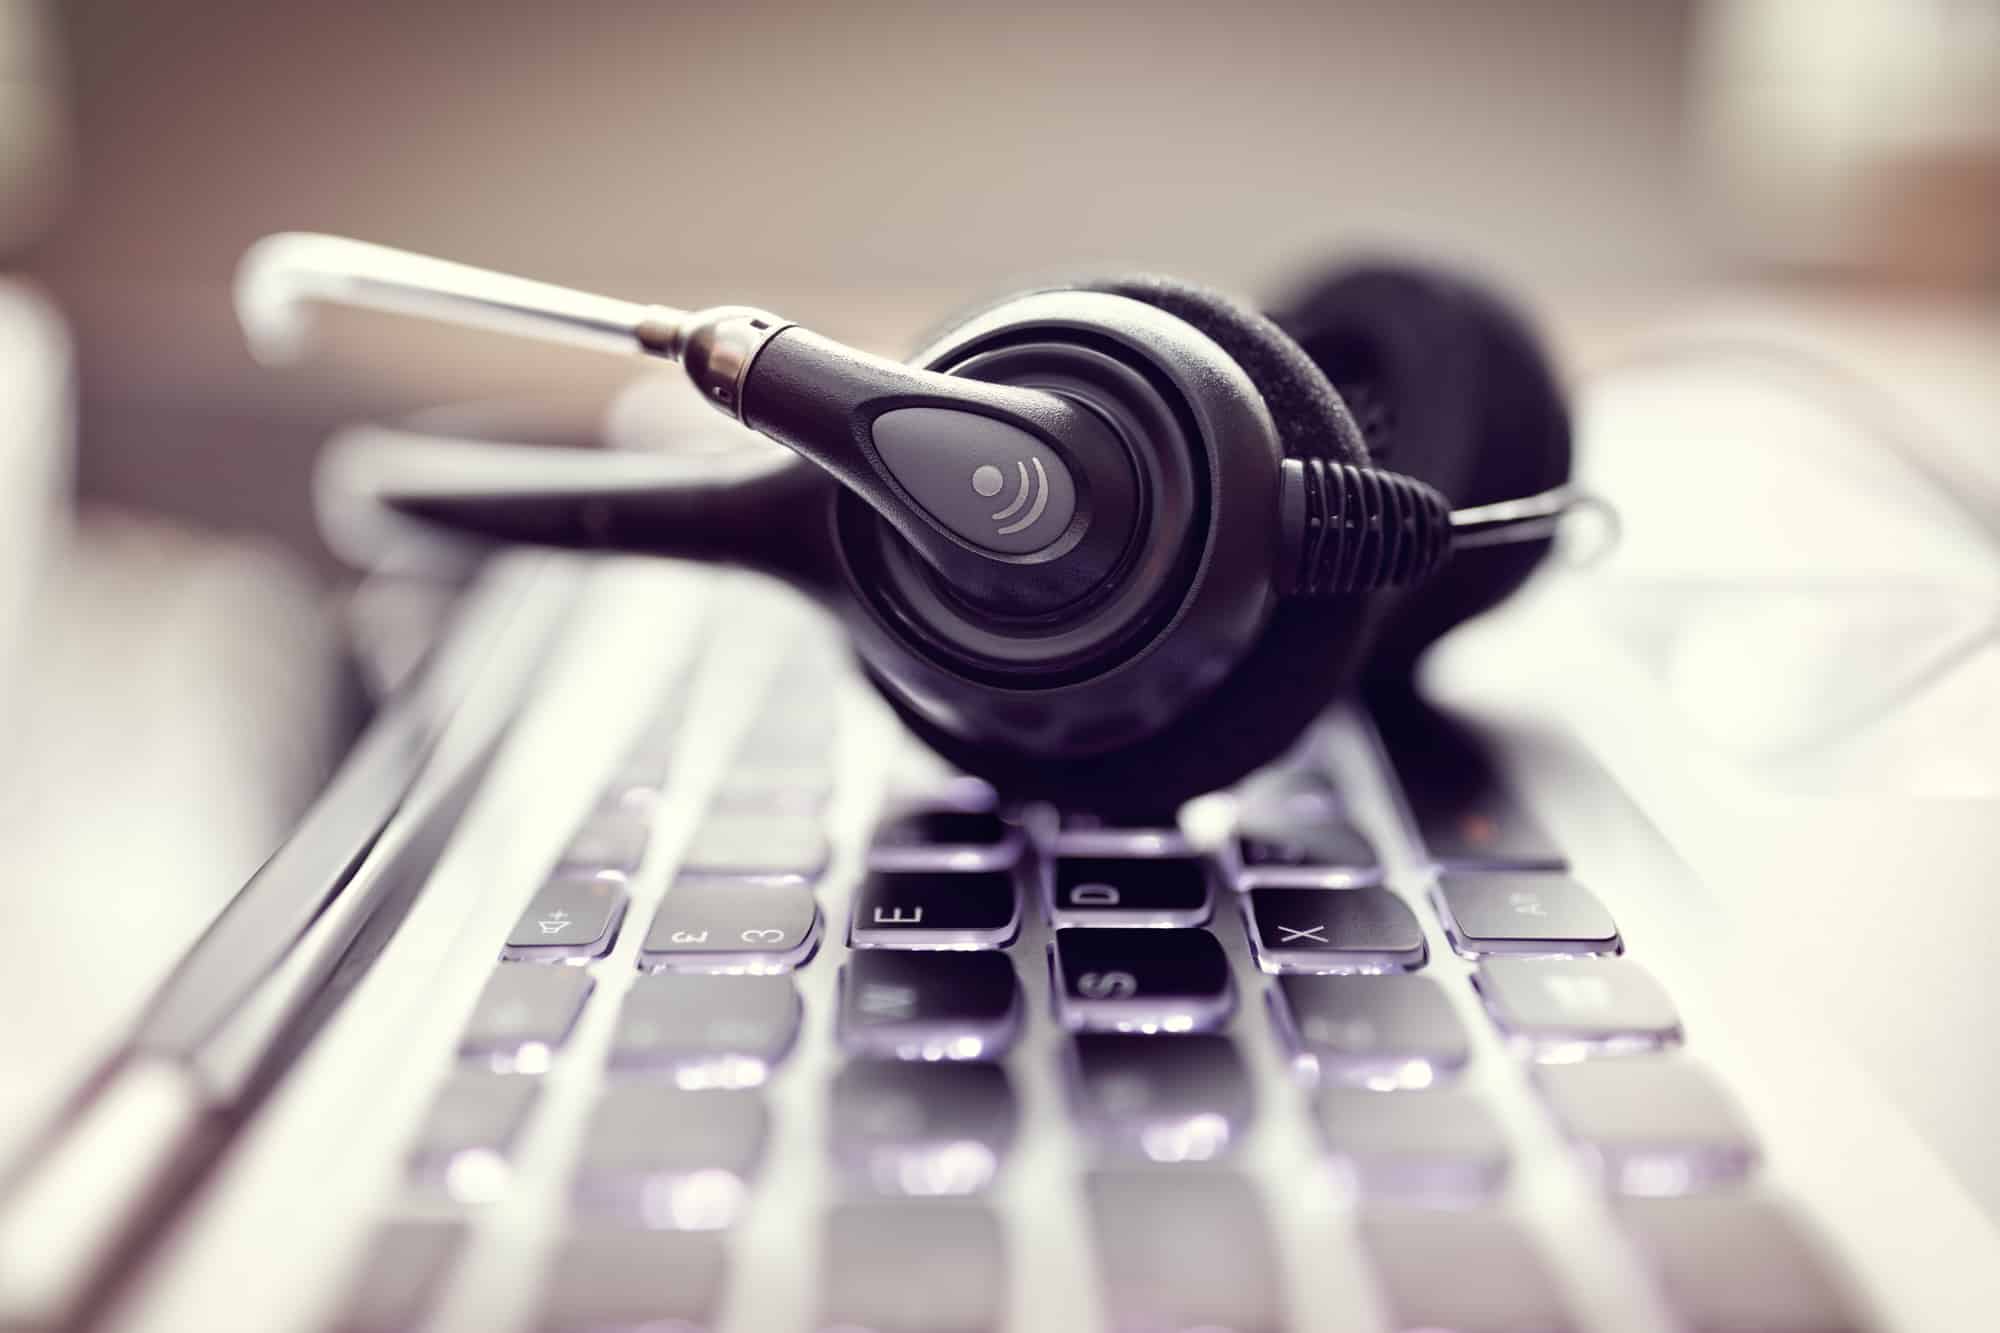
xmin=1447 ymin=484 xmax=1621 ymax=557
xmin=234 ymin=232 xmax=687 ymax=365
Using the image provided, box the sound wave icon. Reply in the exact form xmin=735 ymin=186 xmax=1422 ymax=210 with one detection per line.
xmin=979 ymin=458 xmax=1050 ymax=536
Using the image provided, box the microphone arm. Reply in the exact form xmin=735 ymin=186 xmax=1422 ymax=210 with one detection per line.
xmin=235 ymin=232 xmax=689 ymax=363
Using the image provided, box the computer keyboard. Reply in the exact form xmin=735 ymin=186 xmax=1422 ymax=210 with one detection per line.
xmin=321 ymin=571 xmax=1870 ymax=1333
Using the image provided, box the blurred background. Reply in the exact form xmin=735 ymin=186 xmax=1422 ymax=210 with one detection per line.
xmin=9 ymin=0 xmax=1998 ymax=558
xmin=1 ymin=0 xmax=1997 ymax=1198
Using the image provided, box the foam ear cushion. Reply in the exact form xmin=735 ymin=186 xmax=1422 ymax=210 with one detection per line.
xmin=882 ymin=274 xmax=1390 ymax=813
xmin=1270 ymin=264 xmax=1572 ymax=677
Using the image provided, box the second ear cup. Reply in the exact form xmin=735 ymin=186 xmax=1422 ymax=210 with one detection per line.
xmin=880 ymin=274 xmax=1391 ymax=813
xmin=1271 ymin=264 xmax=1573 ymax=678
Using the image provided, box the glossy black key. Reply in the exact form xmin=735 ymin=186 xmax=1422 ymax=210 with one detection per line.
xmin=1476 ymin=957 xmax=1682 ymax=1058
xmin=573 ymin=1087 xmax=767 ymax=1229
xmin=1622 ymin=1195 xmax=1868 ymax=1333
xmin=870 ymin=807 xmax=1024 ymax=872
xmin=1049 ymin=854 xmax=1214 ymax=928
xmin=829 ymin=1059 xmax=1017 ymax=1196
xmin=608 ymin=973 xmax=801 ymax=1087
xmin=1318 ymin=1088 xmax=1510 ymax=1200
xmin=1052 ymin=928 xmax=1235 ymax=1034
xmin=640 ymin=878 xmax=820 ymax=973
xmin=1435 ymin=872 xmax=1620 ymax=957
xmin=1360 ymin=1209 xmax=1576 ymax=1333
xmin=1086 ymin=1169 xmax=1283 ymax=1333
xmin=557 ymin=808 xmax=652 ymax=876
xmin=408 ymin=1072 xmax=539 ymax=1200
xmin=679 ymin=812 xmax=828 ymax=880
xmin=1537 ymin=1058 xmax=1760 ymax=1194
xmin=459 ymin=966 xmax=594 ymax=1070
xmin=1233 ymin=768 xmax=1382 ymax=885
xmin=1069 ymin=1033 xmax=1254 ymax=1163
xmin=849 ymin=868 xmax=1020 ymax=949
xmin=502 ymin=873 xmax=627 ymax=962
xmin=327 ymin=1218 xmax=467 ymax=1333
xmin=1369 ymin=682 xmax=1567 ymax=871
xmin=840 ymin=950 xmax=1021 ymax=1060
xmin=1271 ymin=973 xmax=1471 ymax=1088
xmin=820 ymin=1201 xmax=1008 ymax=1333
xmin=1243 ymin=886 xmax=1426 ymax=973
xmin=537 ymin=1226 xmax=726 ymax=1333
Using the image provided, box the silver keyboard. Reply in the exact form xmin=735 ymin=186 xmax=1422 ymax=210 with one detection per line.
xmin=283 ymin=561 xmax=1876 ymax=1333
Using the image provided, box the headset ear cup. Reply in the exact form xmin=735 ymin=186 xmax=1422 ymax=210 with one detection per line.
xmin=1271 ymin=263 xmax=1573 ymax=678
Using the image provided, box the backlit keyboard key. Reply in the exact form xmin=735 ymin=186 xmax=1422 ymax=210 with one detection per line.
xmin=1048 ymin=854 xmax=1213 ymax=928
xmin=408 ymin=1072 xmax=539 ymax=1201
xmin=820 ymin=1201 xmax=1007 ymax=1333
xmin=1052 ymin=928 xmax=1235 ymax=1034
xmin=1434 ymin=872 xmax=1621 ymax=957
xmin=1317 ymin=1088 xmax=1510 ymax=1200
xmin=1086 ymin=1170 xmax=1283 ymax=1333
xmin=1359 ymin=1209 xmax=1576 ymax=1332
xmin=1233 ymin=768 xmax=1382 ymax=886
xmin=459 ymin=966 xmax=594 ymax=1070
xmin=869 ymin=807 xmax=1024 ymax=872
xmin=1069 ymin=1033 xmax=1253 ymax=1163
xmin=608 ymin=973 xmax=801 ymax=1088
xmin=1537 ymin=1058 xmax=1760 ymax=1194
xmin=537 ymin=1226 xmax=726 ymax=1333
xmin=573 ymin=1087 xmax=767 ymax=1229
xmin=502 ymin=873 xmax=626 ymax=962
xmin=1243 ymin=886 xmax=1427 ymax=973
xmin=1622 ymin=1195 xmax=1868 ymax=1333
xmin=640 ymin=879 xmax=820 ymax=974
xmin=849 ymin=868 xmax=1020 ymax=949
xmin=679 ymin=813 xmax=828 ymax=881
xmin=829 ymin=1059 xmax=1017 ymax=1196
xmin=1271 ymin=973 xmax=1471 ymax=1088
xmin=840 ymin=950 xmax=1021 ymax=1060
xmin=1475 ymin=958 xmax=1683 ymax=1059
xmin=1369 ymin=684 xmax=1567 ymax=871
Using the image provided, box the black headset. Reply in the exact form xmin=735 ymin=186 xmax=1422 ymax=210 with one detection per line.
xmin=239 ymin=236 xmax=1575 ymax=812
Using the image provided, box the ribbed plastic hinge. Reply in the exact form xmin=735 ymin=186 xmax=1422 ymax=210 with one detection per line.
xmin=1278 ymin=457 xmax=1453 ymax=596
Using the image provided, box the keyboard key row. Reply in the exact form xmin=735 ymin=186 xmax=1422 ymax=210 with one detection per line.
xmin=494 ymin=855 xmax=1622 ymax=986
xmin=461 ymin=944 xmax=1687 ymax=1097
xmin=338 ymin=1192 xmax=1866 ymax=1333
